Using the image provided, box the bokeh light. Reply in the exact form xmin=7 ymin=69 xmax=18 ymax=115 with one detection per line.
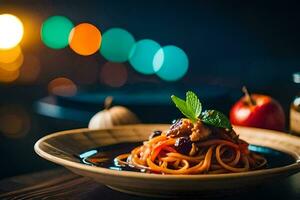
xmin=129 ymin=39 xmax=161 ymax=75
xmin=0 ymin=50 xmax=24 ymax=72
xmin=41 ymin=15 xmax=74 ymax=49
xmin=48 ymin=77 xmax=77 ymax=96
xmin=153 ymin=45 xmax=189 ymax=81
xmin=100 ymin=62 xmax=128 ymax=87
xmin=0 ymin=48 xmax=23 ymax=83
xmin=0 ymin=105 xmax=30 ymax=139
xmin=18 ymin=54 xmax=40 ymax=83
xmin=0 ymin=67 xmax=20 ymax=83
xmin=100 ymin=28 xmax=135 ymax=62
xmin=69 ymin=23 xmax=102 ymax=56
xmin=0 ymin=45 xmax=22 ymax=63
xmin=0 ymin=14 xmax=24 ymax=49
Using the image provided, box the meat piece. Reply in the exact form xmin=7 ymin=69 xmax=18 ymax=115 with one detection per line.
xmin=166 ymin=118 xmax=193 ymax=138
xmin=174 ymin=137 xmax=192 ymax=155
xmin=189 ymin=120 xmax=211 ymax=142
xmin=210 ymin=127 xmax=239 ymax=143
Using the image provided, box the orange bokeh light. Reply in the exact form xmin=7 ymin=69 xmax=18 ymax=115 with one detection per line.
xmin=0 ymin=67 xmax=20 ymax=83
xmin=0 ymin=50 xmax=24 ymax=72
xmin=69 ymin=23 xmax=101 ymax=56
xmin=48 ymin=77 xmax=77 ymax=97
xmin=0 ymin=45 xmax=22 ymax=63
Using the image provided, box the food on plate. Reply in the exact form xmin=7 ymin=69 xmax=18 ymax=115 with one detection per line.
xmin=114 ymin=91 xmax=267 ymax=174
xmin=230 ymin=87 xmax=285 ymax=131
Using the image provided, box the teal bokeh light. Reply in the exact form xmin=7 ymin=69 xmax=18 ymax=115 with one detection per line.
xmin=100 ymin=28 xmax=135 ymax=62
xmin=153 ymin=45 xmax=189 ymax=81
xmin=129 ymin=39 xmax=161 ymax=75
xmin=41 ymin=16 xmax=74 ymax=49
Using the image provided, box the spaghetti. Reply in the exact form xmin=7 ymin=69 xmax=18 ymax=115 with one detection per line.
xmin=114 ymin=119 xmax=267 ymax=174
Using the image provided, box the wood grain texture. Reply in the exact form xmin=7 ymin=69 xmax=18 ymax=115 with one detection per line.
xmin=0 ymin=168 xmax=299 ymax=200
xmin=0 ymin=169 xmax=143 ymax=200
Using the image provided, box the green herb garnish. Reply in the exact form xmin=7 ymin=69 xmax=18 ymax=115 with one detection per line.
xmin=201 ymin=110 xmax=232 ymax=129
xmin=171 ymin=91 xmax=201 ymax=122
xmin=171 ymin=91 xmax=232 ymax=129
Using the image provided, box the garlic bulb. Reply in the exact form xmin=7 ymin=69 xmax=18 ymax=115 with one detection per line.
xmin=88 ymin=96 xmax=140 ymax=130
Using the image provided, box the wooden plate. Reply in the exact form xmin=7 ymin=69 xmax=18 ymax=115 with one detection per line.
xmin=34 ymin=125 xmax=300 ymax=197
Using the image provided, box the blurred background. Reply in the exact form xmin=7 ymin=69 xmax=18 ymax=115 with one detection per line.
xmin=0 ymin=0 xmax=299 ymax=179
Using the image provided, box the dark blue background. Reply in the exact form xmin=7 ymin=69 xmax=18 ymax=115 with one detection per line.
xmin=0 ymin=0 xmax=299 ymax=179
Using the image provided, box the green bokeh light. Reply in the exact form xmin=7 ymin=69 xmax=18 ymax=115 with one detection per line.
xmin=100 ymin=28 xmax=135 ymax=62
xmin=41 ymin=16 xmax=74 ymax=49
xmin=153 ymin=45 xmax=189 ymax=81
xmin=129 ymin=39 xmax=161 ymax=75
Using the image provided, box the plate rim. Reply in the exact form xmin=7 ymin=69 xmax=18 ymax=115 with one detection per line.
xmin=34 ymin=124 xmax=300 ymax=180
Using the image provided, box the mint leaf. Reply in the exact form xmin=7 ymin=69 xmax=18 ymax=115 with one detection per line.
xmin=171 ymin=95 xmax=196 ymax=121
xmin=201 ymin=110 xmax=232 ymax=129
xmin=171 ymin=91 xmax=232 ymax=129
xmin=186 ymin=91 xmax=202 ymax=119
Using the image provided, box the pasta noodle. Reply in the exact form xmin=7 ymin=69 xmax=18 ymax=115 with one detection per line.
xmin=114 ymin=119 xmax=267 ymax=174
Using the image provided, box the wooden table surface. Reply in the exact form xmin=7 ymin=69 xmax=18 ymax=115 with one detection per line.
xmin=0 ymin=168 xmax=299 ymax=200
